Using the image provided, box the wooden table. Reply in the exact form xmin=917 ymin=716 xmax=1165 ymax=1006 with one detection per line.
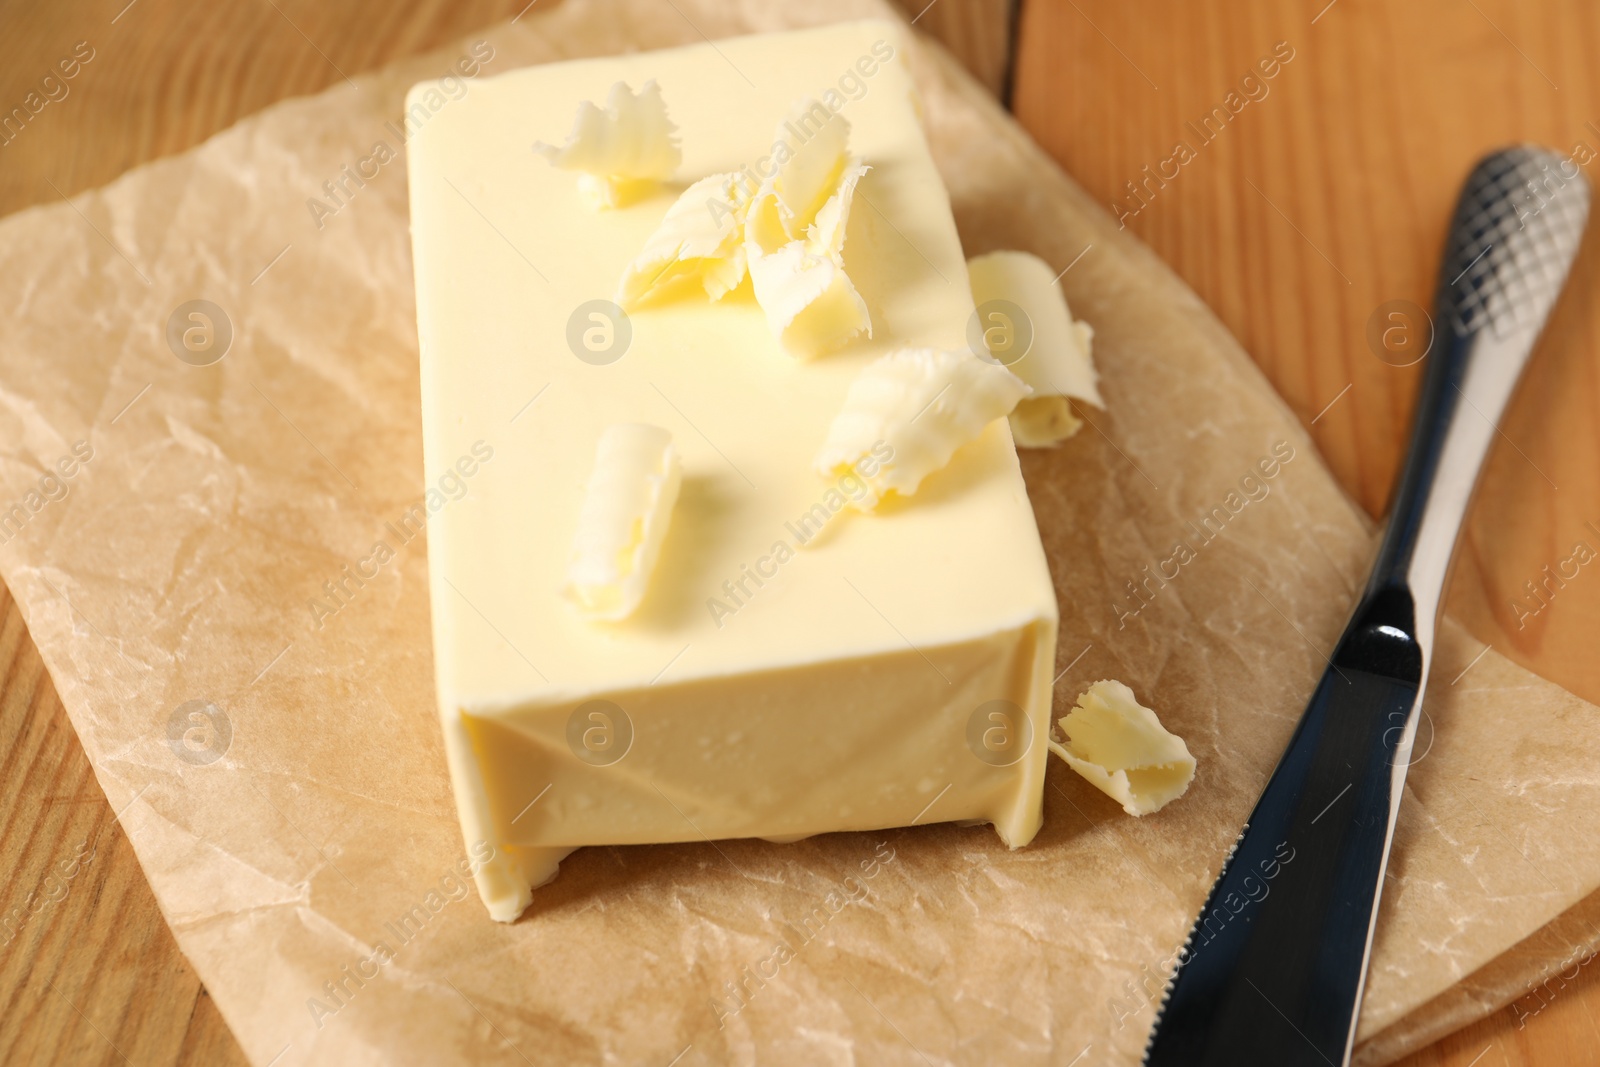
xmin=1 ymin=0 xmax=1595 ymax=1063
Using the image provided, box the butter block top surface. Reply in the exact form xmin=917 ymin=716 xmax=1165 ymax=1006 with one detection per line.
xmin=408 ymin=21 xmax=1056 ymax=712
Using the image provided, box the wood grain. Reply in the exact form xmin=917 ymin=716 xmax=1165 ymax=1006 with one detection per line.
xmin=0 ymin=583 xmax=242 ymax=1066
xmin=1012 ymin=1 xmax=1600 ymax=1063
xmin=1011 ymin=0 xmax=1600 ymax=708
xmin=0 ymin=0 xmax=1591 ymax=1062
xmin=1396 ymin=955 xmax=1600 ymax=1067
xmin=896 ymin=0 xmax=1016 ymax=97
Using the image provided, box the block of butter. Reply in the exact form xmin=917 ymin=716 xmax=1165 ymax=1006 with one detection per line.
xmin=408 ymin=21 xmax=1059 ymax=921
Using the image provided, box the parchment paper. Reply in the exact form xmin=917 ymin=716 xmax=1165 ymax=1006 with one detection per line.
xmin=1 ymin=1 xmax=1597 ymax=1063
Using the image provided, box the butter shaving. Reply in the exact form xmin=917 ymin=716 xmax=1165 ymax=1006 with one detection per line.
xmin=1009 ymin=397 xmax=1083 ymax=448
xmin=744 ymin=103 xmax=871 ymax=357
xmin=966 ymin=250 xmax=1102 ymax=447
xmin=746 ymin=162 xmax=871 ymax=357
xmin=616 ymin=173 xmax=751 ymax=308
xmin=749 ymin=100 xmax=852 ymax=240
xmin=533 ymin=80 xmax=682 ymax=210
xmin=814 ymin=347 xmax=1029 ymax=510
xmin=565 ymin=423 xmax=681 ymax=621
xmin=1048 ymin=680 xmax=1196 ymax=816
xmin=613 ymin=98 xmax=873 ymax=356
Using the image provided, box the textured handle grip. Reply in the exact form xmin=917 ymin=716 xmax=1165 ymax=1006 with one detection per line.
xmin=1369 ymin=147 xmax=1588 ymax=631
xmin=1440 ymin=146 xmax=1589 ymax=339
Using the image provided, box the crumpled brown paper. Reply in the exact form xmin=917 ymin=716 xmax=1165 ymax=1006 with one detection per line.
xmin=0 ymin=1 xmax=1597 ymax=1063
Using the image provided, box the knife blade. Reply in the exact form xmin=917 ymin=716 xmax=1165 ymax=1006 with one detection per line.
xmin=1144 ymin=145 xmax=1590 ymax=1066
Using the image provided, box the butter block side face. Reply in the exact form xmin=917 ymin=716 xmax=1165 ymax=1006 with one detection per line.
xmin=408 ymin=22 xmax=1058 ymax=920
xmin=463 ymin=623 xmax=1053 ymax=849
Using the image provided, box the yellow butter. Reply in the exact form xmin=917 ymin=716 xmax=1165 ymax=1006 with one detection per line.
xmin=1049 ymin=680 xmax=1196 ymax=816
xmin=967 ymin=249 xmax=1102 ymax=447
xmin=408 ymin=22 xmax=1058 ymax=922
xmin=815 ymin=347 xmax=1029 ymax=509
xmin=744 ymin=103 xmax=871 ymax=357
xmin=616 ymin=172 xmax=750 ymax=307
xmin=1010 ymin=396 xmax=1083 ymax=448
xmin=564 ymin=424 xmax=681 ymax=621
xmin=747 ymin=99 xmax=854 ymax=240
xmin=533 ymin=80 xmax=682 ymax=210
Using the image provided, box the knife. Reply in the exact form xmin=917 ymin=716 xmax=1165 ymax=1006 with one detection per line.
xmin=1143 ymin=146 xmax=1590 ymax=1066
